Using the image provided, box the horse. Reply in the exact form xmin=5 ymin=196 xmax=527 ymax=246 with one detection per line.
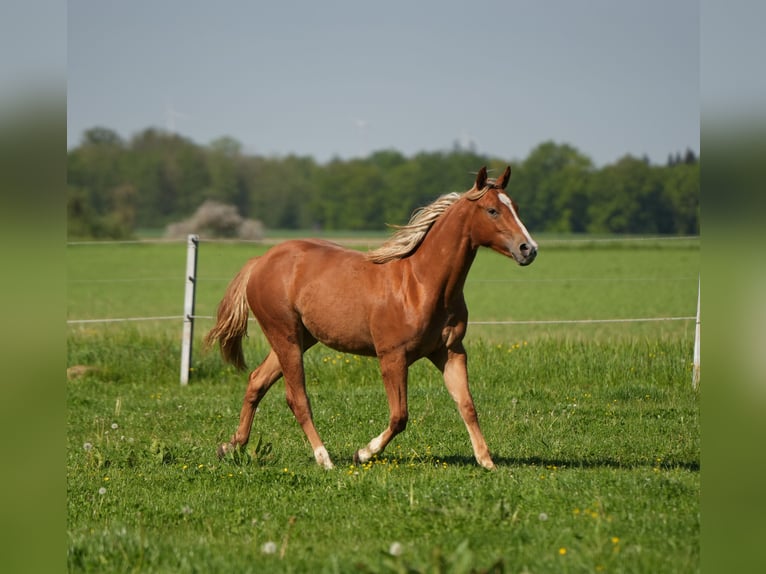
xmin=205 ymin=165 xmax=537 ymax=470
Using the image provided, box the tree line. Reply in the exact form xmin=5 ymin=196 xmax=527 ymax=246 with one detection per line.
xmin=67 ymin=127 xmax=699 ymax=239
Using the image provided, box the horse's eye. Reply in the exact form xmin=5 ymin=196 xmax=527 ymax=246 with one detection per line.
xmin=486 ymin=207 xmax=499 ymax=218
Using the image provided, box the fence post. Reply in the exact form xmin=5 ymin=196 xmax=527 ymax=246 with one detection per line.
xmin=180 ymin=234 xmax=199 ymax=385
xmin=692 ymin=276 xmax=700 ymax=390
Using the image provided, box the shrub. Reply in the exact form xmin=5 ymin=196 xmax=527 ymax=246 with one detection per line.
xmin=165 ymin=200 xmax=264 ymax=240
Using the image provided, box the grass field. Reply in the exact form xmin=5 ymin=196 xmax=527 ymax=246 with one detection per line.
xmin=67 ymin=236 xmax=700 ymax=572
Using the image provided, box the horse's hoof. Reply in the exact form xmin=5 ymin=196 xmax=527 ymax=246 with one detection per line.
xmin=217 ymin=443 xmax=232 ymax=459
xmin=313 ymin=446 xmax=335 ymax=470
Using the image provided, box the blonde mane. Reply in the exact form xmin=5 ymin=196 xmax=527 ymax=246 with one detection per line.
xmin=366 ymin=184 xmax=492 ymax=264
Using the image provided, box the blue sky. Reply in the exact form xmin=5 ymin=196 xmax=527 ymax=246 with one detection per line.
xmin=67 ymin=0 xmax=699 ymax=166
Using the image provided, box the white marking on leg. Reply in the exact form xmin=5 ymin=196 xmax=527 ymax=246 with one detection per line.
xmin=313 ymin=446 xmax=334 ymax=469
xmin=356 ymin=433 xmax=385 ymax=463
xmin=356 ymin=447 xmax=372 ymax=463
xmin=499 ymin=192 xmax=538 ymax=250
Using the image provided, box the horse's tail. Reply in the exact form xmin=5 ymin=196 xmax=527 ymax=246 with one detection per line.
xmin=204 ymin=259 xmax=257 ymax=371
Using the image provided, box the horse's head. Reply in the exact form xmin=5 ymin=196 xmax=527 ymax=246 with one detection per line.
xmin=467 ymin=166 xmax=538 ymax=266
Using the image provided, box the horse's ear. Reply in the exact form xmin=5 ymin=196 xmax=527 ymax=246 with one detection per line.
xmin=496 ymin=165 xmax=512 ymax=189
xmin=475 ymin=166 xmax=488 ymax=190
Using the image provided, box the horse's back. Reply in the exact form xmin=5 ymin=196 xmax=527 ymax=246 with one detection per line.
xmin=252 ymin=238 xmax=368 ymax=281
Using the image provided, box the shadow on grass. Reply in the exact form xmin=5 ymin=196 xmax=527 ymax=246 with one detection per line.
xmin=437 ymin=454 xmax=700 ymax=472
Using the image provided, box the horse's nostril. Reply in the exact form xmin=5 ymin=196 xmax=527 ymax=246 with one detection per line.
xmin=520 ymin=243 xmax=529 ymax=254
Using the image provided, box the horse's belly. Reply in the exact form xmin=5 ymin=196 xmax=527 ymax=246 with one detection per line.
xmin=301 ymin=310 xmax=377 ymax=356
xmin=295 ymin=282 xmax=377 ymax=355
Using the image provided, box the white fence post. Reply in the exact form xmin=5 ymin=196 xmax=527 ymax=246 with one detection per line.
xmin=180 ymin=234 xmax=199 ymax=385
xmin=692 ymin=276 xmax=700 ymax=390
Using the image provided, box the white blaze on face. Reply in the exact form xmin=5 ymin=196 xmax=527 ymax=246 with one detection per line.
xmin=498 ymin=192 xmax=538 ymax=251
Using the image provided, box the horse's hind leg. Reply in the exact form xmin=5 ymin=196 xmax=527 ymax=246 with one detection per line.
xmin=276 ymin=340 xmax=335 ymax=469
xmin=218 ymin=349 xmax=282 ymax=457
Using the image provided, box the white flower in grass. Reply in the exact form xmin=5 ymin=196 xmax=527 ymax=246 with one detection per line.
xmin=83 ymin=442 xmax=93 ymax=451
xmin=389 ymin=542 xmax=403 ymax=556
xmin=261 ymin=541 xmax=277 ymax=555
xmin=538 ymin=512 xmax=548 ymax=521
xmin=111 ymin=423 xmax=119 ymax=430
xmin=98 ymin=487 xmax=107 ymax=495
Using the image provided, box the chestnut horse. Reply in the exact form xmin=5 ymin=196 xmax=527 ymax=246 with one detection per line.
xmin=205 ymin=166 xmax=537 ymax=469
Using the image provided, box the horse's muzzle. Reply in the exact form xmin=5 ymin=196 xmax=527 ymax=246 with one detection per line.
xmin=517 ymin=243 xmax=537 ymax=266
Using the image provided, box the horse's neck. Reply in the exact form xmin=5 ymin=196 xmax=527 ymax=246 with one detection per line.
xmin=409 ymin=202 xmax=477 ymax=304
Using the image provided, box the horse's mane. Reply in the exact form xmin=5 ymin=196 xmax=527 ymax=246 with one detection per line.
xmin=365 ymin=183 xmax=493 ymax=264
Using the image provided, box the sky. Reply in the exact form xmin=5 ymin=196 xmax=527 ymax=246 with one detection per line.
xmin=67 ymin=0 xmax=700 ymax=166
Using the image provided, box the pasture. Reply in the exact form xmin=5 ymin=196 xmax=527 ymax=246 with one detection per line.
xmin=67 ymin=237 xmax=700 ymax=572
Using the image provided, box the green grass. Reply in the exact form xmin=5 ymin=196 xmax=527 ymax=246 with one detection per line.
xmin=67 ymin=238 xmax=699 ymax=572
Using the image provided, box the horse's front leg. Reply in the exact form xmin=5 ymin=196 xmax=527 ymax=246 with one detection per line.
xmin=354 ymin=351 xmax=409 ymax=464
xmin=430 ymin=344 xmax=495 ymax=470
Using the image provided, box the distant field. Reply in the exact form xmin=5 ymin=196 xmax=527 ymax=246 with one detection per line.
xmin=67 ymin=235 xmax=699 ymax=342
xmin=66 ymin=237 xmax=700 ymax=572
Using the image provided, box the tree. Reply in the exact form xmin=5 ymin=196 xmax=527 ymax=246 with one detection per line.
xmin=243 ymin=155 xmax=318 ymax=230
xmin=512 ymin=142 xmax=594 ymax=233
xmin=663 ymin=163 xmax=699 ymax=234
xmin=66 ymin=125 xmax=699 ymax=237
xmin=81 ymin=127 xmax=124 ymax=147
xmin=587 ymin=155 xmax=675 ymax=234
xmin=123 ymin=129 xmax=212 ymax=228
xmin=312 ymin=159 xmax=387 ymax=230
